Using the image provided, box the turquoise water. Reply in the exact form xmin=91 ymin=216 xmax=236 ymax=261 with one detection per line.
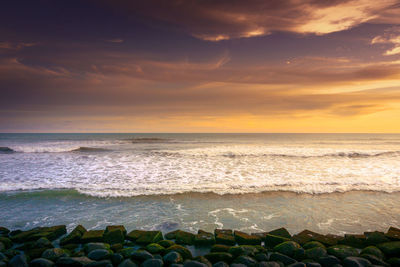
xmin=1 ymin=133 xmax=400 ymax=234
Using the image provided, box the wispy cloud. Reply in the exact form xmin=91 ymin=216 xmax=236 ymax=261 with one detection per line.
xmin=112 ymin=0 xmax=400 ymax=41
xmin=371 ymin=26 xmax=400 ymax=55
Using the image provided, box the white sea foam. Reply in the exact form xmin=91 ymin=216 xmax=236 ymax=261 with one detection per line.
xmin=1 ymin=134 xmax=400 ymax=197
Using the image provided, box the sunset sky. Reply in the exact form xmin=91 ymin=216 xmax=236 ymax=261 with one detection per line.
xmin=1 ymin=0 xmax=400 ymax=132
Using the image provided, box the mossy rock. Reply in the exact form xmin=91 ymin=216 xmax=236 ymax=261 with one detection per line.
xmin=386 ymin=227 xmax=400 ymax=241
xmin=269 ymin=228 xmax=291 ymax=238
xmin=35 ymin=237 xmax=53 ymax=249
xmin=269 ymin=252 xmax=297 ymax=265
xmin=158 ymin=240 xmax=175 ymax=248
xmin=164 ymin=245 xmax=192 ymax=260
xmin=42 ymin=248 xmax=69 ymax=261
xmin=377 ymin=241 xmax=400 ymax=257
xmin=126 ymin=230 xmax=146 ymax=241
xmin=0 ymin=227 xmax=10 ymax=236
xmin=292 ymin=230 xmax=340 ymax=247
xmin=120 ymin=247 xmax=136 ymax=258
xmin=365 ymin=231 xmax=390 ymax=246
xmin=127 ymin=230 xmax=163 ymax=244
xmin=326 ymin=245 xmax=359 ymax=260
xmin=175 ymin=230 xmax=195 ymax=245
xmin=165 ymin=230 xmax=180 ymax=240
xmin=204 ymin=252 xmax=233 ymax=264
xmin=0 ymin=238 xmax=12 ymax=249
xmin=361 ymin=246 xmax=384 ymax=259
xmin=303 ymin=241 xmax=325 ymax=250
xmin=215 ymin=234 xmax=236 ymax=246
xmin=232 ymin=255 xmax=257 ymax=266
xmin=25 ymin=247 xmax=48 ymax=259
xmin=234 ymin=231 xmax=261 ymax=245
xmin=60 ymin=225 xmax=86 ymax=246
xmin=265 ymin=234 xmax=291 ymax=248
xmin=193 ymin=256 xmax=212 ymax=267
xmin=84 ymin=243 xmax=111 ymax=253
xmin=136 ymin=231 xmax=163 ymax=244
xmin=274 ymin=241 xmax=301 ymax=258
xmin=105 ymin=225 xmax=126 ymax=236
xmin=163 ymin=251 xmax=183 ymax=265
xmin=211 ymin=244 xmax=231 ymax=253
xmin=338 ymin=234 xmax=366 ymax=248
xmin=10 ymin=225 xmax=66 ymax=243
xmin=81 ymin=230 xmax=104 ymax=243
xmin=110 ymin=243 xmax=123 ymax=252
xmin=146 ymin=243 xmax=165 ymax=254
xmin=103 ymin=229 xmax=124 ymax=245
xmin=305 ymin=247 xmax=327 ymax=260
xmin=228 ymin=245 xmax=258 ymax=257
xmin=214 ymin=229 xmax=233 ymax=236
xmin=194 ymin=230 xmax=215 ymax=246
xmin=56 ymin=256 xmax=94 ymax=266
xmin=360 ymin=254 xmax=389 ymax=266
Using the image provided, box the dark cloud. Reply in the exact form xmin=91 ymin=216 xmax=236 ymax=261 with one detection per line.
xmin=103 ymin=0 xmax=400 ymax=40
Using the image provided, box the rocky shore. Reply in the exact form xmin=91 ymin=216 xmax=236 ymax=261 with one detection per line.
xmin=1 ymin=225 xmax=400 ymax=267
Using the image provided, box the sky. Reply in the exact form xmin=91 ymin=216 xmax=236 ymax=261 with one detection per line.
xmin=1 ymin=0 xmax=400 ymax=133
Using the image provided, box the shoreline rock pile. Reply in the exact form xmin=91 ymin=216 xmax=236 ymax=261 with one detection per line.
xmin=0 ymin=225 xmax=400 ymax=267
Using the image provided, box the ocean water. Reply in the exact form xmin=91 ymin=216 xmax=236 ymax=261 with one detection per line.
xmin=1 ymin=133 xmax=400 ymax=234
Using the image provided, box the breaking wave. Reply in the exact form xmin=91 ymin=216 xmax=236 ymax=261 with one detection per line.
xmin=221 ymin=151 xmax=400 ymax=158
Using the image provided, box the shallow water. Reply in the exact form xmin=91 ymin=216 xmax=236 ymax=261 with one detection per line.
xmin=1 ymin=133 xmax=400 ymax=233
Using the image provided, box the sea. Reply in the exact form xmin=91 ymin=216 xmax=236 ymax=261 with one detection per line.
xmin=1 ymin=133 xmax=400 ymax=235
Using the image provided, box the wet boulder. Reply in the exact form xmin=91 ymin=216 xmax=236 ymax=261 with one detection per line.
xmin=234 ymin=231 xmax=262 ymax=245
xmin=104 ymin=229 xmax=125 ymax=245
xmin=215 ymin=234 xmax=236 ymax=246
xmin=327 ymin=245 xmax=359 ymax=260
xmin=274 ymin=241 xmax=301 ymax=258
xmin=164 ymin=245 xmax=192 ymax=260
xmin=146 ymin=243 xmax=165 ymax=254
xmin=264 ymin=234 xmax=291 ymax=248
xmin=88 ymin=249 xmax=112 ymax=261
xmin=342 ymin=256 xmax=371 ymax=267
xmin=81 ymin=230 xmax=105 ymax=243
xmin=175 ymin=230 xmax=195 ymax=245
xmin=195 ymin=230 xmax=216 ymax=246
xmin=377 ymin=241 xmax=400 ymax=257
xmin=60 ymin=225 xmax=87 ymax=245
xmin=30 ymin=258 xmax=55 ymax=267
xmin=204 ymin=252 xmax=233 ymax=264
xmin=163 ymin=251 xmax=183 ymax=265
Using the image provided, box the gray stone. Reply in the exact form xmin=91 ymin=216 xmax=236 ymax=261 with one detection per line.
xmin=212 ymin=262 xmax=229 ymax=267
xmin=88 ymin=249 xmax=111 ymax=261
xmin=233 ymin=255 xmax=257 ymax=266
xmin=342 ymin=256 xmax=372 ymax=267
xmin=287 ymin=263 xmax=306 ymax=267
xmin=42 ymin=248 xmax=69 ymax=261
xmin=184 ymin=261 xmax=208 ymax=267
xmin=256 ymin=262 xmax=281 ymax=267
xmin=318 ymin=255 xmax=341 ymax=267
xmin=85 ymin=260 xmax=113 ymax=267
xmin=141 ymin=258 xmax=164 ymax=267
xmin=30 ymin=258 xmax=55 ymax=267
xmin=111 ymin=253 xmax=124 ymax=265
xmin=56 ymin=256 xmax=94 ymax=267
xmin=9 ymin=254 xmax=28 ymax=267
xmin=132 ymin=250 xmax=154 ymax=262
xmin=118 ymin=259 xmax=139 ymax=267
xmin=164 ymin=251 xmax=183 ymax=265
xmin=269 ymin=252 xmax=296 ymax=265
